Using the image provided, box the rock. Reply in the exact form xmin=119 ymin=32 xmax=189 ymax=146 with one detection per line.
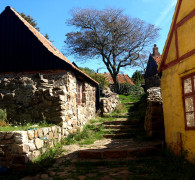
xmin=31 ymin=150 xmax=41 ymax=158
xmin=14 ymin=131 xmax=28 ymax=144
xmin=28 ymin=143 xmax=36 ymax=151
xmin=37 ymin=129 xmax=43 ymax=138
xmin=42 ymin=128 xmax=49 ymax=136
xmin=34 ymin=138 xmax=44 ymax=149
xmin=5 ymin=132 xmax=14 ymax=139
xmin=12 ymin=144 xmax=30 ymax=154
xmin=27 ymin=130 xmax=34 ymax=140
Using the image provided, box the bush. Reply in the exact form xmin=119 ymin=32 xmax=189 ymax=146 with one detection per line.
xmin=80 ymin=67 xmax=109 ymax=89
xmin=119 ymin=83 xmax=144 ymax=95
xmin=0 ymin=109 xmax=8 ymax=127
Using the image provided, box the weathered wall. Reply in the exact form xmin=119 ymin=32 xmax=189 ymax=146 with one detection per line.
xmin=0 ymin=126 xmax=63 ymax=169
xmin=0 ymin=71 xmax=96 ymax=127
xmin=100 ymin=88 xmax=119 ymax=114
xmin=0 ymin=70 xmax=97 ymax=168
xmin=145 ymin=74 xmax=161 ymax=91
xmin=144 ymin=87 xmax=164 ymax=139
xmin=161 ymin=55 xmax=195 ymax=160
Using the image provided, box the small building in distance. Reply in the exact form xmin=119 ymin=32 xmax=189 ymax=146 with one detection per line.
xmin=101 ymin=73 xmax=135 ymax=92
xmin=144 ymin=44 xmax=161 ymax=90
xmin=158 ymin=0 xmax=195 ymax=161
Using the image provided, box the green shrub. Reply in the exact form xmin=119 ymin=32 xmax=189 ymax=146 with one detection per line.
xmin=0 ymin=109 xmax=8 ymax=127
xmin=119 ymin=83 xmax=144 ymax=95
xmin=80 ymin=67 xmax=109 ymax=89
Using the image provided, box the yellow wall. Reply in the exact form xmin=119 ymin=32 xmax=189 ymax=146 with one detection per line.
xmin=165 ymin=33 xmax=177 ymax=64
xmin=178 ymin=16 xmax=195 ymax=57
xmin=161 ymin=0 xmax=195 ymax=161
xmin=161 ymin=55 xmax=195 ymax=161
xmin=177 ymin=0 xmax=195 ymax=23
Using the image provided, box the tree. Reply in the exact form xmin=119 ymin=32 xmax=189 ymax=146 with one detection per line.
xmin=131 ymin=70 xmax=144 ymax=86
xmin=64 ymin=8 xmax=159 ymax=93
xmin=20 ymin=12 xmax=40 ymax=31
xmin=132 ymin=52 xmax=149 ymax=73
xmin=20 ymin=12 xmax=51 ymax=41
xmin=79 ymin=67 xmax=109 ymax=89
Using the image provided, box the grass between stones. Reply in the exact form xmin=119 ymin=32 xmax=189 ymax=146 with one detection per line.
xmin=0 ymin=120 xmax=54 ymax=131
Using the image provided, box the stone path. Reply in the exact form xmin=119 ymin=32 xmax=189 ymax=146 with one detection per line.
xmin=20 ymin=112 xmax=162 ymax=180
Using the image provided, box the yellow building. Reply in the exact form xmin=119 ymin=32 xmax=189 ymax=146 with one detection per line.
xmin=159 ymin=0 xmax=195 ymax=161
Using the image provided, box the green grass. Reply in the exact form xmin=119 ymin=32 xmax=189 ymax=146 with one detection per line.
xmin=62 ymin=123 xmax=106 ymax=145
xmin=119 ymin=94 xmax=142 ymax=104
xmin=0 ymin=120 xmax=54 ymax=131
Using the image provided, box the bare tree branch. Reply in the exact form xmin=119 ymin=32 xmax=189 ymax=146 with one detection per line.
xmin=64 ymin=7 xmax=160 ymax=92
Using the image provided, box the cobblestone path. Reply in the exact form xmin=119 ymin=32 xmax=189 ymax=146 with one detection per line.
xmin=21 ymin=112 xmax=162 ymax=180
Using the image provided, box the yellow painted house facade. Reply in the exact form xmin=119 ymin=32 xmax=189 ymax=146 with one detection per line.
xmin=159 ymin=0 xmax=195 ymax=161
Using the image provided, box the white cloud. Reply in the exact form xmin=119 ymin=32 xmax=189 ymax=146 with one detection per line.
xmin=155 ymin=0 xmax=177 ymax=27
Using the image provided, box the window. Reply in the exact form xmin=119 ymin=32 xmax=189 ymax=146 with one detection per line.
xmin=182 ymin=73 xmax=195 ymax=130
xmin=76 ymin=80 xmax=82 ymax=105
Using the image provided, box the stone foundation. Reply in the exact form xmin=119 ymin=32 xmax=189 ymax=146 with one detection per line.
xmin=144 ymin=87 xmax=164 ymax=139
xmin=100 ymin=88 xmax=119 ymax=114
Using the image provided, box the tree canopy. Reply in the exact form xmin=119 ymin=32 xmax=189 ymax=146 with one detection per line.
xmin=65 ymin=8 xmax=159 ymax=92
xmin=131 ymin=70 xmax=144 ymax=86
xmin=79 ymin=67 xmax=109 ymax=89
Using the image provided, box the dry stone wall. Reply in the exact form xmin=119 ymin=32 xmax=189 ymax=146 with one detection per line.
xmin=0 ymin=70 xmax=97 ymax=168
xmin=100 ymin=88 xmax=119 ymax=114
xmin=144 ymin=87 xmax=164 ymax=139
xmin=0 ymin=125 xmax=65 ymax=169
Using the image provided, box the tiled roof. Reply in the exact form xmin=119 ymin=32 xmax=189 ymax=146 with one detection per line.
xmin=153 ymin=56 xmax=161 ymax=64
xmin=101 ymin=73 xmax=135 ymax=85
xmin=5 ymin=7 xmax=98 ymax=85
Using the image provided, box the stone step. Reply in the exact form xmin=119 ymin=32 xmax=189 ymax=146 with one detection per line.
xmin=103 ymin=125 xmax=138 ymax=129
xmin=103 ymin=120 xmax=139 ymax=125
xmin=79 ymin=146 xmax=160 ymax=159
xmin=103 ymin=129 xmax=132 ymax=134
xmin=103 ymin=133 xmax=133 ymax=139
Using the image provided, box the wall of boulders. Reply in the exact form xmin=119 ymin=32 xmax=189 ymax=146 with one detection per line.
xmin=144 ymin=87 xmax=164 ymax=139
xmin=0 ymin=125 xmax=72 ymax=169
xmin=0 ymin=70 xmax=97 ymax=168
xmin=100 ymin=88 xmax=119 ymax=114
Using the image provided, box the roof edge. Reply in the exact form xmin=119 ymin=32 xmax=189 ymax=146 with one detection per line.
xmin=158 ymin=0 xmax=182 ymax=73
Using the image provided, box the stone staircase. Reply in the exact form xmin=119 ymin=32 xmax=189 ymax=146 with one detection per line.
xmin=78 ymin=116 xmax=161 ymax=160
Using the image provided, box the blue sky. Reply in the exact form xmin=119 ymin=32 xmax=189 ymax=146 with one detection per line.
xmin=0 ymin=0 xmax=177 ymax=76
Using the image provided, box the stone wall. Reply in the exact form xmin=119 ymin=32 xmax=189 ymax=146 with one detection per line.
xmin=0 ymin=125 xmax=67 ymax=169
xmin=144 ymin=87 xmax=164 ymax=139
xmin=100 ymin=88 xmax=119 ymax=114
xmin=0 ymin=70 xmax=97 ymax=168
xmin=145 ymin=74 xmax=160 ymax=91
xmin=0 ymin=71 xmax=96 ymax=128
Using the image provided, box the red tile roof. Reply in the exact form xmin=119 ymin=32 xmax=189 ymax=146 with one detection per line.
xmin=153 ymin=56 xmax=161 ymax=64
xmin=8 ymin=7 xmax=98 ymax=85
xmin=101 ymin=73 xmax=135 ymax=85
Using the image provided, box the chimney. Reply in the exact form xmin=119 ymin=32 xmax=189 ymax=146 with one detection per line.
xmin=152 ymin=44 xmax=160 ymax=57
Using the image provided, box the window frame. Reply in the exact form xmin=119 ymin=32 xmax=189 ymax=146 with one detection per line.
xmin=182 ymin=72 xmax=195 ymax=130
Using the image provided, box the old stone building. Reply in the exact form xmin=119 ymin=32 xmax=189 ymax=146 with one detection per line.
xmin=0 ymin=6 xmax=99 ymax=131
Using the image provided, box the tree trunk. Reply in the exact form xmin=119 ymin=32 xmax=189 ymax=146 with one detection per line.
xmin=113 ymin=74 xmax=120 ymax=94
